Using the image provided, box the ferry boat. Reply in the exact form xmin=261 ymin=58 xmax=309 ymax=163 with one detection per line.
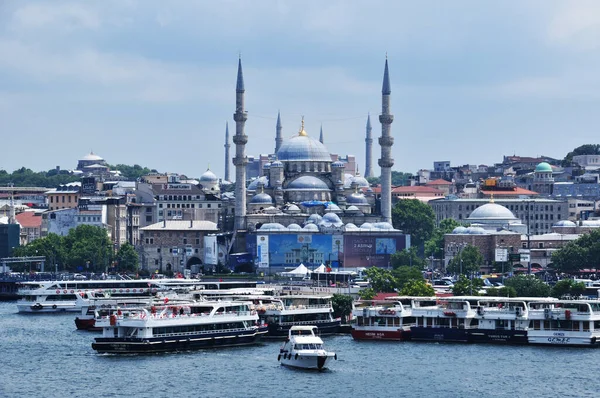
xmin=468 ymin=297 xmax=531 ymax=344
xmin=16 ymin=278 xmax=204 ymax=313
xmin=91 ymin=301 xmax=268 ymax=354
xmin=246 ymin=295 xmax=341 ymax=338
xmin=526 ymin=299 xmax=600 ymax=347
xmin=350 ymin=297 xmax=416 ymax=341
xmin=278 ymin=326 xmax=337 ymax=370
xmin=410 ymin=297 xmax=477 ymax=343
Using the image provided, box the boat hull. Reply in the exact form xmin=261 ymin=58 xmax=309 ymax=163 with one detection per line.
xmin=467 ymin=329 xmax=528 ymax=345
xmin=410 ymin=326 xmax=470 ymax=343
xmin=92 ymin=327 xmax=268 ymax=354
xmin=17 ymin=303 xmax=78 ymax=313
xmin=527 ymin=333 xmax=600 ymax=347
xmin=266 ymin=320 xmax=340 ymax=338
xmin=75 ymin=317 xmax=99 ymax=331
xmin=279 ymin=353 xmax=336 ymax=370
xmin=351 ymin=328 xmax=410 ymax=341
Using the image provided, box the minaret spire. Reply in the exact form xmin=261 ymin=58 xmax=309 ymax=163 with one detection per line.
xmin=364 ymin=113 xmax=373 ymax=178
xmin=379 ymin=57 xmax=394 ymax=224
xmin=319 ymin=124 xmax=324 ymax=144
xmin=233 ymin=57 xmax=248 ymax=230
xmin=275 ymin=111 xmax=283 ymax=154
xmin=224 ymin=122 xmax=231 ymax=182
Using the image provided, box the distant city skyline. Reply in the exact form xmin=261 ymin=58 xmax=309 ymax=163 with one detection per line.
xmin=1 ymin=1 xmax=598 ymax=180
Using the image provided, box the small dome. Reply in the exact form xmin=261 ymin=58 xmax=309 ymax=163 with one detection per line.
xmin=259 ymin=223 xmax=286 ymax=231
xmin=263 ymin=163 xmax=271 ymax=170
xmin=345 ymin=205 xmax=361 ymax=213
xmin=305 ymin=214 xmax=322 ymax=225
xmin=452 ymin=226 xmax=468 ymax=234
xmin=200 ymin=169 xmax=218 ymax=182
xmin=325 ymin=203 xmax=342 ymax=213
xmin=303 ymin=224 xmax=319 ymax=232
xmin=344 ymin=223 xmax=359 ymax=231
xmin=466 ymin=227 xmax=486 ymax=235
xmin=285 ymin=204 xmax=301 ymax=213
xmin=287 ymin=176 xmax=329 ymax=191
xmin=360 ymin=222 xmax=374 ymax=230
xmin=319 ymin=213 xmax=343 ymax=228
xmin=347 ymin=193 xmax=369 ymax=205
xmin=352 ymin=176 xmax=370 ymax=188
xmin=248 ymin=176 xmax=269 ymax=191
xmin=80 ymin=152 xmax=104 ymax=161
xmin=535 ymin=162 xmax=553 ymax=173
xmin=468 ymin=203 xmax=515 ymax=220
xmin=373 ymin=222 xmax=395 ymax=230
xmin=287 ymin=223 xmax=302 ymax=230
xmin=554 ymin=220 xmax=576 ymax=227
xmin=271 ymin=160 xmax=283 ymax=168
xmin=250 ymin=193 xmax=273 ymax=204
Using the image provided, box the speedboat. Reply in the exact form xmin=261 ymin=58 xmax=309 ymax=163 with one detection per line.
xmin=278 ymin=326 xmax=337 ymax=370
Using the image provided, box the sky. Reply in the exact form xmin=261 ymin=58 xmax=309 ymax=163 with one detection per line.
xmin=1 ymin=0 xmax=600 ymax=180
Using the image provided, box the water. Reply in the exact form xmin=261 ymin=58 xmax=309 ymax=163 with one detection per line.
xmin=0 ymin=301 xmax=597 ymax=398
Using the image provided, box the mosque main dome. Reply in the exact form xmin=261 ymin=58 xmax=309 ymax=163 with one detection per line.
xmin=276 ymin=121 xmax=331 ymax=162
xmin=468 ymin=203 xmax=516 ymax=220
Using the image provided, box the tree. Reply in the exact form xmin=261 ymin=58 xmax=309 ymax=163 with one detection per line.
xmin=486 ymin=286 xmax=517 ymax=297
xmin=367 ymin=171 xmax=413 ymax=187
xmin=451 ymin=275 xmax=484 ymax=296
xmin=391 ymin=266 xmax=425 ymax=290
xmin=552 ymin=229 xmax=600 ymax=273
xmin=425 ymin=218 xmax=463 ymax=264
xmin=399 ymin=279 xmax=435 ymax=296
xmin=13 ymin=233 xmax=66 ymax=272
xmin=446 ymin=245 xmax=483 ymax=275
xmin=504 ymin=275 xmax=551 ymax=297
xmin=364 ymin=267 xmax=397 ymax=293
xmin=562 ymin=144 xmax=600 ymax=167
xmin=390 ymin=247 xmax=425 ymax=269
xmin=115 ymin=243 xmax=139 ymax=272
xmin=551 ymin=279 xmax=586 ymax=298
xmin=358 ymin=287 xmax=376 ymax=300
xmin=62 ymin=225 xmax=112 ymax=272
xmin=391 ymin=199 xmax=435 ymax=247
xmin=332 ymin=294 xmax=354 ymax=323
xmin=108 ymin=164 xmax=156 ymax=180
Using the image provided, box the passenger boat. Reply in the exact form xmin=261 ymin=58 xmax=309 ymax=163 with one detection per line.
xmin=410 ymin=297 xmax=477 ymax=343
xmin=246 ymin=295 xmax=341 ymax=338
xmin=16 ymin=278 xmax=204 ymax=313
xmin=526 ymin=299 xmax=600 ymax=347
xmin=350 ymin=297 xmax=415 ymax=341
xmin=468 ymin=298 xmax=531 ymax=344
xmin=91 ymin=300 xmax=268 ymax=353
xmin=278 ymin=326 xmax=337 ymax=370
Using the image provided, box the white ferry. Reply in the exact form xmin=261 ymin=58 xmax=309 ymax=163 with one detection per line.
xmin=527 ymin=299 xmax=600 ymax=347
xmin=92 ymin=300 xmax=268 ymax=353
xmin=350 ymin=297 xmax=416 ymax=341
xmin=245 ymin=294 xmax=341 ymax=338
xmin=278 ymin=326 xmax=337 ymax=370
xmin=16 ymin=278 xmax=205 ymax=313
xmin=410 ymin=297 xmax=478 ymax=343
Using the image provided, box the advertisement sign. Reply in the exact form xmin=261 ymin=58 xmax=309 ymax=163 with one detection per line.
xmin=257 ymin=235 xmax=269 ymax=268
xmin=495 ymin=248 xmax=508 ymax=262
xmin=204 ymin=236 xmax=218 ymax=265
xmin=343 ymin=234 xmax=408 ymax=268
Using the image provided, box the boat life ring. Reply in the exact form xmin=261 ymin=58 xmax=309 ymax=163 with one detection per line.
xmin=52 ymin=304 xmax=57 ymax=309
xmin=56 ymin=290 xmax=60 ymax=294
xmin=126 ymin=289 xmax=130 ymax=293
xmin=109 ymin=315 xmax=117 ymax=326
xmin=63 ymin=290 xmax=67 ymax=294
xmin=390 ymin=310 xmax=396 ymax=315
xmin=70 ymin=290 xmax=74 ymax=294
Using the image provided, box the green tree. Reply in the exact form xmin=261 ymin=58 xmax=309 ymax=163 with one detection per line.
xmin=485 ymin=286 xmax=517 ymax=297
xmin=108 ymin=164 xmax=156 ymax=180
xmin=399 ymin=279 xmax=435 ymax=296
xmin=425 ymin=218 xmax=463 ymax=263
xmin=551 ymin=279 xmax=586 ymax=298
xmin=13 ymin=233 xmax=66 ymax=272
xmin=390 ymin=247 xmax=425 ymax=269
xmin=446 ymin=245 xmax=483 ymax=275
xmin=562 ymin=144 xmax=600 ymax=167
xmin=391 ymin=199 xmax=435 ymax=247
xmin=391 ymin=265 xmax=425 ymax=290
xmin=451 ymin=275 xmax=484 ymax=296
xmin=331 ymin=294 xmax=354 ymax=323
xmin=358 ymin=287 xmax=376 ymax=300
xmin=364 ymin=267 xmax=397 ymax=293
xmin=62 ymin=225 xmax=112 ymax=272
xmin=367 ymin=171 xmax=413 ymax=187
xmin=504 ymin=275 xmax=551 ymax=297
xmin=552 ymin=229 xmax=600 ymax=273
xmin=115 ymin=243 xmax=139 ymax=272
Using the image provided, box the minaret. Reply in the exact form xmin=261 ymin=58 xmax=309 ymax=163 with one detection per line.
xmin=319 ymin=124 xmax=324 ymax=144
xmin=364 ymin=113 xmax=373 ymax=178
xmin=232 ymin=57 xmax=248 ymax=230
xmin=224 ymin=122 xmax=231 ymax=182
xmin=378 ymin=57 xmax=394 ymax=224
xmin=275 ymin=111 xmax=283 ymax=154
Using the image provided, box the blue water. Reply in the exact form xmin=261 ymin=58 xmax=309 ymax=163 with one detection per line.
xmin=0 ymin=301 xmax=597 ymax=398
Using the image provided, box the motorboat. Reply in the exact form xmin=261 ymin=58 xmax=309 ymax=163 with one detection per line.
xmin=92 ymin=300 xmax=268 ymax=353
xmin=278 ymin=326 xmax=337 ymax=370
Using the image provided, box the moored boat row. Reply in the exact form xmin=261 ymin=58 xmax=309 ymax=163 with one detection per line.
xmin=351 ymin=296 xmax=600 ymax=347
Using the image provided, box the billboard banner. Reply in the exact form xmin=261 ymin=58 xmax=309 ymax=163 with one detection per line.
xmin=204 ymin=235 xmax=218 ymax=265
xmin=343 ymin=234 xmax=408 ymax=268
xmin=257 ymin=235 xmax=269 ymax=268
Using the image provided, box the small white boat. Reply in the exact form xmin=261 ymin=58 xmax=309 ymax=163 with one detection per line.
xmin=278 ymin=326 xmax=337 ymax=370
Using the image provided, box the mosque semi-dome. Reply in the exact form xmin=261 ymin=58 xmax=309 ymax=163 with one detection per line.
xmin=248 ymin=176 xmax=269 ymax=191
xmin=346 ymin=193 xmax=369 ymax=205
xmin=287 ymin=176 xmax=329 ymax=191
xmin=276 ymin=121 xmax=332 ymax=162
xmin=535 ymin=162 xmax=553 ymax=173
xmin=468 ymin=203 xmax=516 ymax=220
xmin=553 ymin=220 xmax=576 ymax=227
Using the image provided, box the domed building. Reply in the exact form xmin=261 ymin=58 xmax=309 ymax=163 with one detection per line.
xmin=466 ymin=200 xmax=526 ymax=233
xmin=532 ymin=162 xmax=554 ymax=196
xmin=76 ymin=151 xmax=109 ymax=173
xmin=199 ymin=168 xmax=220 ymax=194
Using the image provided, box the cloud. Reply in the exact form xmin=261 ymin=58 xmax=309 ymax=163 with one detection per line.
xmin=11 ymin=2 xmax=101 ymax=31
xmin=547 ymin=0 xmax=600 ymax=51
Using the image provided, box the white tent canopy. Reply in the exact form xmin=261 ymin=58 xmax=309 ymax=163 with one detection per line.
xmin=314 ymin=264 xmax=326 ymax=273
xmin=281 ymin=263 xmax=311 ymax=277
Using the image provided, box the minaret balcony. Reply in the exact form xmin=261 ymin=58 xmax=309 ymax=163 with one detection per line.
xmin=378 ymin=136 xmax=394 ymax=147
xmin=232 ymin=135 xmax=248 ymax=145
xmin=379 ymin=114 xmax=394 ymax=124
xmin=378 ymin=158 xmax=395 ymax=168
xmin=233 ymin=112 xmax=248 ymax=122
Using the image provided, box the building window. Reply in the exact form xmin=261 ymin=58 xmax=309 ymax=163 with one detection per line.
xmin=157 ymin=248 xmax=161 ymax=253
xmin=195 ymin=238 xmax=200 ymax=244
xmin=150 ymin=238 xmax=154 ymax=244
xmin=146 ymin=215 xmax=152 ymax=222
xmin=207 ymin=204 xmax=211 ymax=208
xmin=183 ymin=238 xmax=187 ymax=244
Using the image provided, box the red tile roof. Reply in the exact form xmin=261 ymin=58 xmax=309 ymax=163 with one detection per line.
xmin=392 ymin=186 xmax=444 ymax=194
xmin=480 ymin=187 xmax=539 ymax=196
xmin=15 ymin=212 xmax=42 ymax=228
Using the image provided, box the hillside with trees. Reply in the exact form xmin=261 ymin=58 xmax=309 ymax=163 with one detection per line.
xmin=562 ymin=144 xmax=600 ymax=167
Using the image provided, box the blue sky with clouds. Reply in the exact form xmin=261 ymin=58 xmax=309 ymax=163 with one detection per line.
xmin=1 ymin=1 xmax=599 ymax=180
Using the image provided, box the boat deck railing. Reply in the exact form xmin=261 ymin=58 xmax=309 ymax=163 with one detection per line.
xmin=152 ymin=326 xmax=256 ymax=338
xmin=283 ymin=304 xmax=331 ymax=310
xmin=279 ymin=319 xmax=335 ymax=326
